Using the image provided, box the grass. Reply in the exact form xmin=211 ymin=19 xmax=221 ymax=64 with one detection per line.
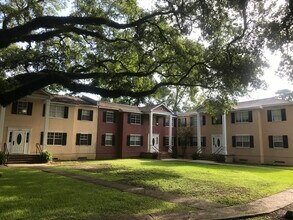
xmin=53 ymin=159 xmax=293 ymax=205
xmin=0 ymin=167 xmax=188 ymax=220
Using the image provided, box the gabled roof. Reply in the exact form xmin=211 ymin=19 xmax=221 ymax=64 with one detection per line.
xmin=177 ymin=111 xmax=198 ymax=117
xmin=234 ymin=97 xmax=292 ymax=110
xmin=51 ymin=95 xmax=97 ymax=106
xmin=97 ymin=102 xmax=141 ymax=113
xmin=139 ymin=103 xmax=173 ymax=114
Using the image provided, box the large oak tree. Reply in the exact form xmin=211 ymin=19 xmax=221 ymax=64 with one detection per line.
xmin=0 ymin=0 xmax=292 ymax=107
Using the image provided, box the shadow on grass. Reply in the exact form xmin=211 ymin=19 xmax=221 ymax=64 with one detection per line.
xmin=0 ymin=168 xmax=184 ymax=220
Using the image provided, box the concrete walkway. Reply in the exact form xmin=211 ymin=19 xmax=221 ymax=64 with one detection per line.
xmin=5 ymin=164 xmax=293 ymax=220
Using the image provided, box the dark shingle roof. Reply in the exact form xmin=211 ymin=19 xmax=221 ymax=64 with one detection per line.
xmin=51 ymin=95 xmax=97 ymax=106
xmin=97 ymin=102 xmax=141 ymax=113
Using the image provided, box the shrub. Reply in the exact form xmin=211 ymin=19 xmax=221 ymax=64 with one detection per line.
xmin=0 ymin=151 xmax=7 ymax=165
xmin=39 ymin=151 xmax=53 ymax=163
xmin=192 ymin=153 xmax=200 ymax=160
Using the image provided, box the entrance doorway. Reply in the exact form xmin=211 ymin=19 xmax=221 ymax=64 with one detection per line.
xmin=150 ymin=134 xmax=159 ymax=153
xmin=211 ymin=134 xmax=225 ymax=155
xmin=7 ymin=128 xmax=30 ymax=154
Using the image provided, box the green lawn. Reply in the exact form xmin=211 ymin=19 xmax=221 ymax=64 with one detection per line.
xmin=0 ymin=167 xmax=187 ymax=220
xmin=53 ymin=159 xmax=293 ymax=205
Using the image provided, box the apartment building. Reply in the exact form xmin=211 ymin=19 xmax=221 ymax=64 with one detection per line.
xmin=176 ymin=98 xmax=293 ymax=165
xmin=0 ymin=90 xmax=98 ymax=160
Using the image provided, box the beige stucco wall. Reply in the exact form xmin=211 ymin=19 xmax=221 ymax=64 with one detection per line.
xmin=1 ymin=95 xmax=98 ymax=161
xmin=3 ymin=98 xmax=46 ymax=154
xmin=47 ymin=104 xmax=98 ymax=160
xmin=261 ymin=105 xmax=293 ymax=165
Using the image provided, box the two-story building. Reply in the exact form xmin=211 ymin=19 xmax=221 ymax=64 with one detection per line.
xmin=176 ymin=98 xmax=293 ymax=165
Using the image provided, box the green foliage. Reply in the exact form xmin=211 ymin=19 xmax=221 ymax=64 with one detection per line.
xmin=0 ymin=0 xmax=291 ymax=109
xmin=39 ymin=151 xmax=53 ymax=163
xmin=0 ymin=151 xmax=7 ymax=165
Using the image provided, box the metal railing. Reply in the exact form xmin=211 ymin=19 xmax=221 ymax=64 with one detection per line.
xmin=3 ymin=143 xmax=9 ymax=166
xmin=36 ymin=143 xmax=43 ymax=154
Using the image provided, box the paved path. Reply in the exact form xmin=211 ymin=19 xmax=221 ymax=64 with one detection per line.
xmin=5 ymin=164 xmax=293 ymax=220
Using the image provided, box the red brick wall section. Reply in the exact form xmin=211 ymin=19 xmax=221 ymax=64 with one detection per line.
xmin=96 ymin=109 xmax=121 ymax=159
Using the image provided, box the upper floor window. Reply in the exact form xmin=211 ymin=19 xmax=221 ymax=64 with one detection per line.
xmin=76 ymin=133 xmax=92 ymax=145
xmin=164 ymin=116 xmax=170 ymax=127
xmin=232 ymin=111 xmax=252 ymax=123
xmin=267 ymin=109 xmax=286 ymax=122
xmin=232 ymin=135 xmax=254 ymax=148
xmin=269 ymin=135 xmax=288 ymax=148
xmin=78 ymin=109 xmax=93 ymax=121
xmin=128 ymin=113 xmax=142 ymax=124
xmin=50 ymin=105 xmax=68 ymax=118
xmin=212 ymin=115 xmax=222 ymax=125
xmin=190 ymin=115 xmax=206 ymax=126
xmin=178 ymin=118 xmax=186 ymax=127
xmin=102 ymin=111 xmax=116 ymax=123
xmin=11 ymin=101 xmax=33 ymax=115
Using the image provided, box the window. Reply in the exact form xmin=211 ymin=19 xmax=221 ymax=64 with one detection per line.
xmin=129 ymin=113 xmax=142 ymax=124
xmin=212 ymin=115 xmax=222 ymax=125
xmin=178 ymin=118 xmax=186 ymax=127
xmin=190 ymin=117 xmax=197 ymax=127
xmin=127 ymin=135 xmax=143 ymax=146
xmin=164 ymin=116 xmax=170 ymax=127
xmin=76 ymin=133 xmax=92 ymax=145
xmin=78 ymin=109 xmax=93 ymax=121
xmin=47 ymin=132 xmax=67 ymax=145
xmin=267 ymin=109 xmax=286 ymax=122
xmin=163 ymin=136 xmax=175 ymax=146
xmin=11 ymin=101 xmax=33 ymax=115
xmin=190 ymin=137 xmax=206 ymax=147
xmin=50 ymin=105 xmax=68 ymax=118
xmin=269 ymin=135 xmax=288 ymax=148
xmin=232 ymin=111 xmax=252 ymax=123
xmin=102 ymin=111 xmax=115 ymax=123
xmin=232 ymin=135 xmax=254 ymax=148
xmin=101 ymin=133 xmax=115 ymax=146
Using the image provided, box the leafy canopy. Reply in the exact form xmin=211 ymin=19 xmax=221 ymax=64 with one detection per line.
xmin=0 ymin=0 xmax=292 ymax=108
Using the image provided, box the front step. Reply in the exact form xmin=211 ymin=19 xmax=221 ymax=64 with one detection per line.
xmin=7 ymin=154 xmax=42 ymax=164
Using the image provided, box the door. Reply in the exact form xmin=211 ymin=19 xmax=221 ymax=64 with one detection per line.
xmin=150 ymin=134 xmax=159 ymax=153
xmin=7 ymin=129 xmax=30 ymax=154
xmin=212 ymin=135 xmax=224 ymax=155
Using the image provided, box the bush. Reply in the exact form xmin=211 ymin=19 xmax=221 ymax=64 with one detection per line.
xmin=213 ymin=154 xmax=226 ymax=163
xmin=192 ymin=153 xmax=200 ymax=160
xmin=39 ymin=151 xmax=53 ymax=163
xmin=0 ymin=151 xmax=7 ymax=165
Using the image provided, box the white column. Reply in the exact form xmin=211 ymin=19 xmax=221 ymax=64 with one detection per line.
xmin=43 ymin=99 xmax=51 ymax=150
xmin=196 ymin=112 xmax=201 ymax=153
xmin=149 ymin=112 xmax=153 ymax=152
xmin=257 ymin=109 xmax=264 ymax=164
xmin=222 ymin=113 xmax=228 ymax=155
xmin=168 ymin=114 xmax=173 ymax=153
xmin=0 ymin=106 xmax=6 ymax=149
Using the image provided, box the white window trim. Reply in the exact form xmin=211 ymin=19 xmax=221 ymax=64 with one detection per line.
xmin=235 ymin=111 xmax=250 ymax=123
xmin=105 ymin=133 xmax=113 ymax=146
xmin=272 ymin=135 xmax=284 ymax=148
xmin=235 ymin=134 xmax=251 ymax=148
xmin=130 ymin=114 xmax=142 ymax=125
xmin=129 ymin=134 xmax=142 ymax=146
xmin=78 ymin=133 xmax=91 ymax=146
xmin=106 ymin=111 xmax=114 ymax=123
xmin=47 ymin=131 xmax=66 ymax=146
xmin=271 ymin=109 xmax=282 ymax=122
xmin=50 ymin=104 xmax=65 ymax=119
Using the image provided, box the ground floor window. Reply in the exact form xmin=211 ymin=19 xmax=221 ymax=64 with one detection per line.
xmin=127 ymin=135 xmax=143 ymax=146
xmin=190 ymin=136 xmax=206 ymax=147
xmin=76 ymin=133 xmax=92 ymax=145
xmin=47 ymin=132 xmax=67 ymax=145
xmin=163 ymin=136 xmax=175 ymax=146
xmin=232 ymin=135 xmax=254 ymax=148
xmin=269 ymin=135 xmax=288 ymax=148
xmin=101 ymin=133 xmax=115 ymax=146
